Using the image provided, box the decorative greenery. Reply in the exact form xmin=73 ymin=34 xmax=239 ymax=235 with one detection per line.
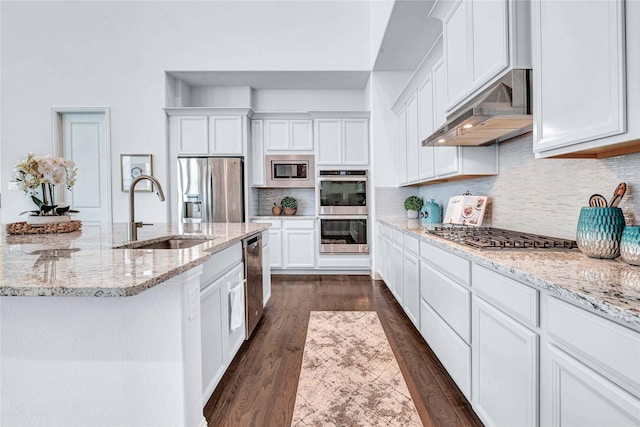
xmin=13 ymin=153 xmax=78 ymax=216
xmin=280 ymin=196 xmax=298 ymax=209
xmin=404 ymin=195 xmax=424 ymax=211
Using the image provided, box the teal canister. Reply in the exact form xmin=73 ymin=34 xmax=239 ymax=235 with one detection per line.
xmin=620 ymin=225 xmax=640 ymax=266
xmin=421 ymin=198 xmax=441 ymax=224
xmin=576 ymin=207 xmax=625 ymax=259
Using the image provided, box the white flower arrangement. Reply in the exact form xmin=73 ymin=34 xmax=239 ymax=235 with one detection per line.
xmin=13 ymin=153 xmax=78 ymax=216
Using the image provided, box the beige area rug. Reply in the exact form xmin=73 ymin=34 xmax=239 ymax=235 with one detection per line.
xmin=291 ymin=311 xmax=423 ymax=426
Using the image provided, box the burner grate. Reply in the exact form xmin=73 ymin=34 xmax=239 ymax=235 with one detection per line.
xmin=426 ymin=226 xmax=578 ymax=250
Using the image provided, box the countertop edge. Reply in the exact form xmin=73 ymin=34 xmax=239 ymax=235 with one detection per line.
xmin=378 ymin=218 xmax=640 ymax=331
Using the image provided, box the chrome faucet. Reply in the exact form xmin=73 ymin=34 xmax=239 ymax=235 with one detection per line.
xmin=129 ymin=174 xmax=166 ymax=240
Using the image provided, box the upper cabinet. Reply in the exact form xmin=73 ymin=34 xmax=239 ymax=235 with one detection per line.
xmin=315 ymin=118 xmax=369 ymax=166
xmin=532 ymin=0 xmax=640 ymax=159
xmin=440 ymin=0 xmax=530 ymax=112
xmin=169 ymin=113 xmax=244 ymax=156
xmin=264 ymin=119 xmax=313 ymax=152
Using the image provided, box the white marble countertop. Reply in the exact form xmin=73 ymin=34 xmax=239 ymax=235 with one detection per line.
xmin=251 ymin=215 xmax=316 ymax=220
xmin=0 ymin=222 xmax=268 ymax=297
xmin=379 ymin=218 xmax=640 ymax=331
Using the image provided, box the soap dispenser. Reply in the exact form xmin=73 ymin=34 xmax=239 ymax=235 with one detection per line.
xmin=422 ymin=198 xmax=441 ymax=224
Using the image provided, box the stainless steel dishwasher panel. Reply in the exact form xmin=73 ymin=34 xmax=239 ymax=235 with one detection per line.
xmin=243 ymin=234 xmax=263 ymax=338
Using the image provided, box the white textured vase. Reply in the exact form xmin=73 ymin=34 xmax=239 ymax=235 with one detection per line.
xmin=407 ymin=210 xmax=419 ymax=219
xmin=26 ymin=215 xmax=71 ymax=225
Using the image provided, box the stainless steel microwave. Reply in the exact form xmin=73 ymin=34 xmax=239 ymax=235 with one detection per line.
xmin=265 ymin=154 xmax=315 ymax=188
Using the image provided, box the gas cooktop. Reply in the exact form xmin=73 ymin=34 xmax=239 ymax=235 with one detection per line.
xmin=425 ymin=225 xmax=578 ymax=250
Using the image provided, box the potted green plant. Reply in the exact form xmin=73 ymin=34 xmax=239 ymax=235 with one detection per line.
xmin=404 ymin=195 xmax=423 ymax=219
xmin=281 ymin=196 xmax=298 ymax=216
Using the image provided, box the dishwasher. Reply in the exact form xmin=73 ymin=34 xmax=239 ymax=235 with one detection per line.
xmin=243 ymin=234 xmax=263 ymax=338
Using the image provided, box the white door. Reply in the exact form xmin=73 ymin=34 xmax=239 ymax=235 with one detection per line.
xmin=61 ymin=112 xmax=111 ymax=223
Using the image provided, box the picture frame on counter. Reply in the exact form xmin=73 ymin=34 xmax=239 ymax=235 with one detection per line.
xmin=121 ymin=154 xmax=153 ymax=192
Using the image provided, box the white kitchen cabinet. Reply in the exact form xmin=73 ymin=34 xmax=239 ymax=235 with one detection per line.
xmin=200 ymin=275 xmax=226 ymax=404
xmin=472 ymin=296 xmax=539 ymax=427
xmin=397 ymin=107 xmax=408 ymax=185
xmin=169 ymin=115 xmax=209 ymax=155
xmin=532 ymin=0 xmax=637 ymax=159
xmin=251 ymin=120 xmax=265 ymax=186
xmin=316 ymin=118 xmax=369 ymax=166
xmin=402 ymin=235 xmax=420 ymax=328
xmin=252 ymin=219 xmax=283 ymax=269
xmin=264 ymin=119 xmax=313 ymax=152
xmin=224 ymin=263 xmax=245 ymax=365
xmin=262 ymin=231 xmax=271 ymax=306
xmin=391 ymin=232 xmax=404 ymax=304
xmin=433 ymin=59 xmax=447 ymax=129
xmin=405 ymin=93 xmax=420 ymax=183
xmin=418 ymin=76 xmax=436 ymax=181
xmin=383 ymin=230 xmax=393 ymax=292
xmin=170 ymin=115 xmax=244 ymax=156
xmin=252 ymin=219 xmax=315 ymax=270
xmin=441 ymin=0 xmax=529 ymax=112
xmin=542 ymin=344 xmax=640 ymax=427
xmin=209 ymin=116 xmax=243 ymax=155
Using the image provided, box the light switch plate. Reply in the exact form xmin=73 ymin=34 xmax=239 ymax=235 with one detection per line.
xmin=8 ymin=181 xmax=19 ymax=191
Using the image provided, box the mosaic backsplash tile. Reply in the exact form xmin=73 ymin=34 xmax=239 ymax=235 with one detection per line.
xmin=255 ymin=188 xmax=316 ymax=216
xmin=377 ymin=135 xmax=640 ymax=240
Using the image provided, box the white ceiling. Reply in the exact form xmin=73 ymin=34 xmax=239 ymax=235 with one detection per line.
xmin=373 ymin=0 xmax=442 ymax=71
xmin=167 ymin=71 xmax=372 ymax=90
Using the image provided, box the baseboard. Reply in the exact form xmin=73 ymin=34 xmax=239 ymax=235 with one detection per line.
xmin=271 ymin=269 xmax=372 ymax=275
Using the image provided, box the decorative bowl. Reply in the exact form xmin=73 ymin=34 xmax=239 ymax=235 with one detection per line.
xmin=576 ymin=207 xmax=625 ymax=259
xmin=620 ymin=225 xmax=640 ymax=266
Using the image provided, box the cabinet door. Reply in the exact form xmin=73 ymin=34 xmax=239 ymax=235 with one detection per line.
xmin=264 ymin=120 xmax=289 ymax=151
xmin=225 ymin=263 xmax=245 ymax=364
xmin=250 ymin=120 xmax=265 ymax=186
xmin=397 ymin=107 xmax=408 ymax=185
xmin=470 ymin=0 xmax=509 ymax=91
xmin=171 ymin=116 xmax=209 ymax=155
xmin=418 ymin=76 xmax=435 ymax=181
xmin=533 ymin=0 xmax=626 ymax=152
xmin=405 ymin=93 xmax=420 ymax=183
xmin=403 ymin=250 xmax=420 ymax=328
xmin=383 ymin=237 xmax=393 ymax=292
xmin=290 ymin=120 xmax=313 ymax=151
xmin=472 ymin=296 xmax=539 ymax=427
xmin=444 ymin=0 xmax=470 ymax=109
xmin=342 ymin=118 xmax=369 ymax=165
xmin=432 ymin=59 xmax=448 ymax=129
xmin=435 ymin=146 xmax=459 ymax=177
xmin=542 ymin=344 xmax=640 ymax=427
xmin=201 ymin=277 xmax=226 ymax=403
xmin=283 ymin=229 xmax=315 ymax=268
xmin=268 ymin=229 xmax=283 ymax=268
xmin=262 ymin=242 xmax=271 ymax=306
xmin=209 ymin=116 xmax=243 ymax=155
xmin=391 ymin=242 xmax=404 ymax=304
xmin=316 ymin=119 xmax=342 ymax=165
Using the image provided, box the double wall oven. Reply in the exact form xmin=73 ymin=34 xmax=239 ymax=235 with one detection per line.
xmin=318 ymin=170 xmax=368 ymax=254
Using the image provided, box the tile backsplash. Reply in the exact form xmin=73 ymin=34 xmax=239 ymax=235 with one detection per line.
xmin=255 ymin=188 xmax=316 ymax=216
xmin=376 ymin=134 xmax=639 ymax=240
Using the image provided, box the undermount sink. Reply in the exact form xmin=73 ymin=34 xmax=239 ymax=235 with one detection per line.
xmin=115 ymin=237 xmax=214 ymax=250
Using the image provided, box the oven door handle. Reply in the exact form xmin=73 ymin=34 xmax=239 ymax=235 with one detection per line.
xmin=317 ymin=177 xmax=367 ymax=183
xmin=318 ymin=214 xmax=369 ymax=220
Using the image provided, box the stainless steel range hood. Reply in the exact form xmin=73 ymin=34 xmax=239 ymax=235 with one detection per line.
xmin=423 ymin=69 xmax=532 ymax=147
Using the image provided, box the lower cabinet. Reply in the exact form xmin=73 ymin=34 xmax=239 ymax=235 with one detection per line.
xmin=262 ymin=231 xmax=272 ymax=306
xmin=472 ymin=295 xmax=539 ymax=427
xmin=391 ymin=238 xmax=404 ymax=304
xmin=403 ymin=234 xmax=420 ymax=328
xmin=200 ymin=275 xmax=226 ymax=404
xmin=283 ymin=222 xmax=315 ymax=268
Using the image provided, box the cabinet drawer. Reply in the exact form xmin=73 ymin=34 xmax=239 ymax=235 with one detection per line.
xmin=201 ymin=243 xmax=242 ymax=288
xmin=420 ymin=240 xmax=470 ymax=286
xmin=403 ymin=233 xmax=419 ymax=254
xmin=421 ymin=261 xmax=471 ymax=343
xmin=473 ymin=264 xmax=539 ymax=328
xmin=252 ymin=219 xmax=282 ymax=229
xmin=283 ymin=219 xmax=315 ymax=229
xmin=420 ymin=299 xmax=471 ymax=399
xmin=392 ymin=229 xmax=403 ymax=244
xmin=546 ymin=296 xmax=640 ymax=398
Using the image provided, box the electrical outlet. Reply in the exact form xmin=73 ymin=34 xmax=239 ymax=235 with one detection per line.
xmin=8 ymin=181 xmax=20 ymax=191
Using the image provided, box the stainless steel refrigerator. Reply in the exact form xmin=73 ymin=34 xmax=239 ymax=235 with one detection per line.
xmin=177 ymin=157 xmax=244 ymax=223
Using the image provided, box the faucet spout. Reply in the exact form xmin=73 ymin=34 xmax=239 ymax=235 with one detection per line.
xmin=129 ymin=174 xmax=166 ymax=240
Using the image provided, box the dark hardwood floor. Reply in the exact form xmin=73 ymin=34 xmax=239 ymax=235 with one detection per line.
xmin=204 ymin=275 xmax=483 ymax=427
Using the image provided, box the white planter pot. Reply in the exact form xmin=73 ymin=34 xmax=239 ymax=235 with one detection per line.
xmin=407 ymin=210 xmax=419 ymax=219
xmin=26 ymin=215 xmax=71 ymax=225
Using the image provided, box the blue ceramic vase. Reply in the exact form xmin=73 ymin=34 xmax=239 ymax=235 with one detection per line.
xmin=576 ymin=207 xmax=625 ymax=259
xmin=620 ymin=226 xmax=640 ymax=266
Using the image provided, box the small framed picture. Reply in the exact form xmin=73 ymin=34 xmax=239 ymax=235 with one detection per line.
xmin=121 ymin=154 xmax=153 ymax=192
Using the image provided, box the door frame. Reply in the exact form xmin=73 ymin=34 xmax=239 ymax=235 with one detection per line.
xmin=51 ymin=107 xmax=113 ymax=223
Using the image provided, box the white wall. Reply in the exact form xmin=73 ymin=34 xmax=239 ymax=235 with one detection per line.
xmin=1 ymin=0 xmax=371 ymax=223
xmin=369 ymin=0 xmax=396 ymax=67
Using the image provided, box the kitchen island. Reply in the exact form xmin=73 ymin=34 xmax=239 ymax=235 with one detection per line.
xmin=0 ymin=222 xmax=268 ymax=427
